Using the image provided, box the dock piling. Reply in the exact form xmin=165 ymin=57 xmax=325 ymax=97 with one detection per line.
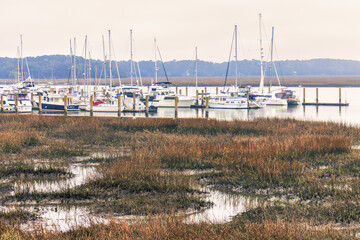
xmin=205 ymin=97 xmax=209 ymax=118
xmin=145 ymin=96 xmax=149 ymax=114
xmin=118 ymin=96 xmax=121 ymax=117
xmin=1 ymin=95 xmax=3 ymax=112
xmin=339 ymin=88 xmax=342 ymax=104
xmin=39 ymin=95 xmax=42 ymax=114
xmin=303 ymin=88 xmax=306 ymax=103
xmin=196 ymin=90 xmax=199 ymax=105
xmin=201 ymin=90 xmax=204 ymax=105
xmin=15 ymin=94 xmax=18 ymax=113
xmin=64 ymin=95 xmax=67 ymax=116
xmin=90 ymin=95 xmax=93 ymax=117
xmin=133 ymin=92 xmax=136 ymax=111
xmin=316 ymin=88 xmax=319 ymax=105
xmin=175 ymin=96 xmax=179 ymax=118
xmin=186 ymin=87 xmax=188 ymax=96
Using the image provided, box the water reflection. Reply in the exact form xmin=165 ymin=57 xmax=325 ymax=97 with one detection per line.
xmin=31 ymin=86 xmax=360 ymax=125
xmin=187 ymin=187 xmax=258 ymax=223
xmin=14 ymin=165 xmax=99 ymax=194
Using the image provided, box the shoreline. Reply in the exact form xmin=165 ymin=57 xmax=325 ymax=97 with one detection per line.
xmin=1 ymin=75 xmax=360 ymax=87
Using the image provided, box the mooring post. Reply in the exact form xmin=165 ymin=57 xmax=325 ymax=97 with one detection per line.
xmin=186 ymin=86 xmax=188 ymax=96
xmin=196 ymin=90 xmax=199 ymax=105
xmin=31 ymin=93 xmax=34 ymax=105
xmin=201 ymin=90 xmax=204 ymax=106
xmin=145 ymin=96 xmax=149 ymax=113
xmin=90 ymin=95 xmax=94 ymax=117
xmin=205 ymin=87 xmax=207 ymax=94
xmin=39 ymin=95 xmax=42 ymax=114
xmin=25 ymin=89 xmax=27 ymax=94
xmin=94 ymin=91 xmax=97 ymax=100
xmin=303 ymin=88 xmax=306 ymax=103
xmin=176 ymin=86 xmax=178 ymax=95
xmin=15 ymin=94 xmax=18 ymax=113
xmin=216 ymin=87 xmax=219 ymax=95
xmin=133 ymin=92 xmax=136 ymax=111
xmin=205 ymin=96 xmax=209 ymax=118
xmin=102 ymin=88 xmax=105 ymax=97
xmin=77 ymin=86 xmax=80 ymax=93
xmin=339 ymin=88 xmax=342 ymax=104
xmin=316 ymin=88 xmax=319 ymax=105
xmin=0 ymin=95 xmax=3 ymax=112
xmin=81 ymin=89 xmax=84 ymax=99
xmin=179 ymin=89 xmax=182 ymax=95
xmin=247 ymin=90 xmax=250 ymax=108
xmin=175 ymin=96 xmax=179 ymax=118
xmin=64 ymin=95 xmax=67 ymax=116
xmin=118 ymin=96 xmax=121 ymax=117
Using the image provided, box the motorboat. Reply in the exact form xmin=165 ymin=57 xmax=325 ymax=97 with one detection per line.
xmin=2 ymin=93 xmax=32 ymax=113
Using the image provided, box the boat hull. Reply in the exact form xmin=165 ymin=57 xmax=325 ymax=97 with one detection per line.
xmin=154 ymin=99 xmax=195 ymax=108
xmin=41 ymin=103 xmax=79 ymax=112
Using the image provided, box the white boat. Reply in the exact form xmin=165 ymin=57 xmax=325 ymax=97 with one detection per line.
xmin=209 ymin=95 xmax=260 ymax=109
xmin=84 ymin=95 xmax=151 ymax=112
xmin=2 ymin=93 xmax=32 ymax=113
xmin=154 ymin=95 xmax=195 ymax=108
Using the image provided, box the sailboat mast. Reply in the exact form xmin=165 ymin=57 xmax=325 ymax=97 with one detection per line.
xmin=154 ymin=38 xmax=158 ymax=83
xmin=259 ymin=13 xmax=265 ymax=94
xmin=234 ymin=25 xmax=238 ymax=89
xmin=74 ymin=37 xmax=77 ymax=88
xmin=108 ymin=30 xmax=112 ymax=92
xmin=102 ymin=35 xmax=107 ymax=86
xmin=70 ymin=39 xmax=74 ymax=86
xmin=195 ymin=47 xmax=198 ymax=91
xmin=84 ymin=36 xmax=87 ymax=86
xmin=88 ymin=52 xmax=91 ymax=82
xmin=20 ymin=35 xmax=24 ymax=81
xmin=270 ymin=26 xmax=274 ymax=89
xmin=130 ymin=29 xmax=134 ymax=86
xmin=17 ymin=47 xmax=20 ymax=82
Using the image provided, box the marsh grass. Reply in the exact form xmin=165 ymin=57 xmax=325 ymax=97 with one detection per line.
xmin=0 ymin=209 xmax=36 ymax=225
xmin=0 ymin=163 xmax=69 ymax=178
xmin=7 ymin=214 xmax=349 ymax=240
xmin=0 ymin=115 xmax=360 ymax=238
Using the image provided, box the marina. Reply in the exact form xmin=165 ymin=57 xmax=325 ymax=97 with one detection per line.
xmin=0 ymin=84 xmax=356 ymax=124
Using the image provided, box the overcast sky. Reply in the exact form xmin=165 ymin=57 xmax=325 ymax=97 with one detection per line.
xmin=0 ymin=0 xmax=359 ymax=62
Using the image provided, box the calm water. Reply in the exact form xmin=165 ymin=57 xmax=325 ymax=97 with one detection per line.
xmin=34 ymin=86 xmax=359 ymax=125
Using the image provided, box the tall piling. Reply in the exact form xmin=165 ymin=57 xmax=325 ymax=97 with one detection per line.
xmin=90 ymin=95 xmax=94 ymax=117
xmin=64 ymin=95 xmax=67 ymax=116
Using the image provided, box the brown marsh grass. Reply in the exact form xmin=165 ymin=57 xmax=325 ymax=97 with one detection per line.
xmin=0 ymin=214 xmax=351 ymax=240
xmin=0 ymin=115 xmax=360 ymax=238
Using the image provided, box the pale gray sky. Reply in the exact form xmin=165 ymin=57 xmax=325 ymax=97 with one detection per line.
xmin=0 ymin=0 xmax=359 ymax=62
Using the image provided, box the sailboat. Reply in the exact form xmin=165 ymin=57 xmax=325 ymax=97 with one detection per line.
xmin=209 ymin=25 xmax=261 ymax=109
xmin=252 ymin=14 xmax=299 ymax=106
xmin=142 ymin=41 xmax=194 ymax=108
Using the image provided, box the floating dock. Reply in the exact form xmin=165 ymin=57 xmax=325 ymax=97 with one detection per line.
xmin=302 ymin=102 xmax=349 ymax=106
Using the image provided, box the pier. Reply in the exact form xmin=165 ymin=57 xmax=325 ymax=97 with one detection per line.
xmin=302 ymin=87 xmax=349 ymax=106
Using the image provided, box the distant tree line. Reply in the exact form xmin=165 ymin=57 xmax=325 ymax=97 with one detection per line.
xmin=0 ymin=55 xmax=360 ymax=80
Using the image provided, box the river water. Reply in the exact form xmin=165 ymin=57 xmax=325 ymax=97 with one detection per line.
xmin=31 ymin=86 xmax=359 ymax=125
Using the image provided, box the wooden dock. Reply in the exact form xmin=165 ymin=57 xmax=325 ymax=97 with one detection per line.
xmin=302 ymin=102 xmax=349 ymax=106
xmin=302 ymin=87 xmax=349 ymax=107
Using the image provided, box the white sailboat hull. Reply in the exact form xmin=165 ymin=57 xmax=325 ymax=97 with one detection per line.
xmin=154 ymin=97 xmax=195 ymax=108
